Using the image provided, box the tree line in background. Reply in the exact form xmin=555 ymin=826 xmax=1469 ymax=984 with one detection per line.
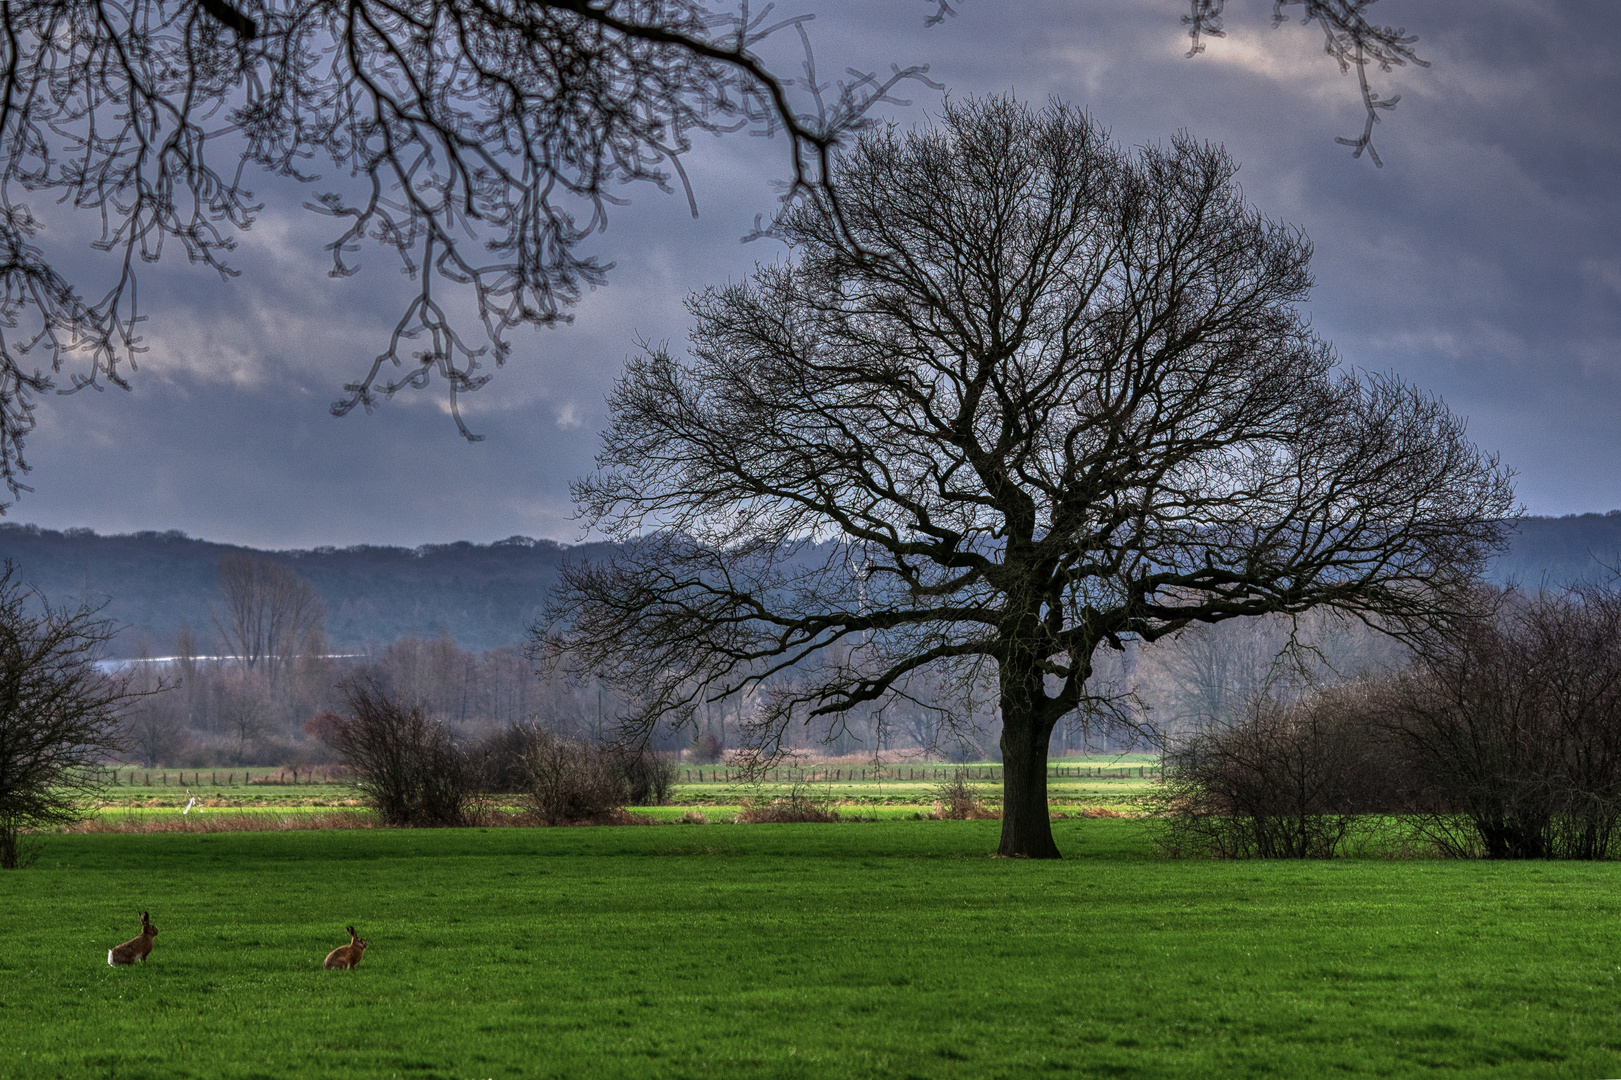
xmin=94 ymin=536 xmax=1427 ymax=770
xmin=117 ymin=555 xmax=1621 ymax=864
xmin=16 ymin=545 xmax=1621 ymax=862
xmin=114 ymin=552 xmax=1412 ymax=771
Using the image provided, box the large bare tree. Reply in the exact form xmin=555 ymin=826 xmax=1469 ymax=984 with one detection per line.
xmin=0 ymin=564 xmax=142 ymax=868
xmin=540 ymin=97 xmax=1513 ymax=859
xmin=0 ymin=0 xmax=1429 ymax=509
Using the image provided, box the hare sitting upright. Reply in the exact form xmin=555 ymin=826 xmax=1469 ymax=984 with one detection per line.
xmin=323 ymin=926 xmax=369 ymax=970
xmin=107 ymin=912 xmax=158 ymax=966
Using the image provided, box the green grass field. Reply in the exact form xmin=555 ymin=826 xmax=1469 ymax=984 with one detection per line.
xmin=6 ymin=820 xmax=1621 ymax=1079
xmin=85 ymin=755 xmax=1161 ymax=816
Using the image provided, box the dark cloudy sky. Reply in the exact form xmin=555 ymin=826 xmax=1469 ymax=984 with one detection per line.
xmin=10 ymin=0 xmax=1618 ymax=549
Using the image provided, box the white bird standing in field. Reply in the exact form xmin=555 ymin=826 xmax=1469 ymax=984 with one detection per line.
xmin=183 ymin=790 xmax=197 ymax=815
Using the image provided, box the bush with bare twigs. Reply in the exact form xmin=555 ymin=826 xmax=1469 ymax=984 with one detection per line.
xmin=1153 ymin=685 xmax=1398 ymax=859
xmin=509 ymin=727 xmax=676 ymax=825
xmin=319 ymin=678 xmax=476 ymax=827
xmin=0 ymin=566 xmax=150 ymax=868
xmin=1383 ymin=586 xmax=1621 ymax=860
xmin=929 ymin=769 xmax=1000 ymax=820
xmin=735 ymin=792 xmax=841 ymax=824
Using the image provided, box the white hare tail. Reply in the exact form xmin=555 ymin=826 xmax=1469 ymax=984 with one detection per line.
xmin=107 ymin=949 xmax=114 ymax=966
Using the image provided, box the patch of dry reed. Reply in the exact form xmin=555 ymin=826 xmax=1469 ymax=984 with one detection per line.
xmin=1048 ymin=807 xmax=1139 ymax=819
xmin=58 ymin=811 xmax=383 ymax=834
xmin=735 ymin=797 xmax=841 ymax=824
xmin=51 ymin=806 xmax=663 ymax=834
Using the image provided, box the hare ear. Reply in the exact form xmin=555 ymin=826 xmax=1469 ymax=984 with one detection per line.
xmin=347 ymin=925 xmax=356 ymax=937
xmin=141 ymin=911 xmax=150 ymax=923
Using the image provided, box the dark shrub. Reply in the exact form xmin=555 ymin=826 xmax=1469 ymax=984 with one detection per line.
xmin=620 ymin=749 xmax=677 ymax=806
xmin=321 ymin=677 xmax=475 ymax=827
xmin=1155 ymin=686 xmax=1393 ymax=859
xmin=504 ymin=726 xmax=676 ymax=824
xmin=476 ymin=723 xmax=539 ymax=794
xmin=1385 ymin=586 xmax=1621 ymax=859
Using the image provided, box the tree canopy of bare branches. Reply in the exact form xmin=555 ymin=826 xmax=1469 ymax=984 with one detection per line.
xmin=0 ymin=0 xmax=924 ymax=506
xmin=0 ymin=564 xmax=143 ymax=867
xmin=541 ymin=97 xmax=1513 ymax=858
xmin=0 ymin=0 xmax=1432 ymax=511
xmin=212 ymin=552 xmax=325 ymax=676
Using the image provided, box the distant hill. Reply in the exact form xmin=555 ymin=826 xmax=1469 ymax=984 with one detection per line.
xmin=0 ymin=514 xmax=1616 ymax=654
xmin=0 ymin=524 xmax=617 ymax=653
xmin=1491 ymin=512 xmax=1621 ymax=586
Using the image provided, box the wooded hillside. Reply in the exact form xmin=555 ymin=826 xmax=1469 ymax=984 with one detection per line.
xmin=0 ymin=525 xmax=616 ymax=652
xmin=0 ymin=514 xmax=1614 ymax=655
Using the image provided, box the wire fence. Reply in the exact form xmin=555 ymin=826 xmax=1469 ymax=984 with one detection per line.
xmin=99 ymin=768 xmax=348 ymax=787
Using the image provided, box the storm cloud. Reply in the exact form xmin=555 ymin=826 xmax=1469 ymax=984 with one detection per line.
xmin=10 ymin=0 xmax=1617 ymax=547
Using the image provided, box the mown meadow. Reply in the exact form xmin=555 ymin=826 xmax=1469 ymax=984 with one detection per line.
xmin=6 ymin=818 xmax=1621 ymax=1079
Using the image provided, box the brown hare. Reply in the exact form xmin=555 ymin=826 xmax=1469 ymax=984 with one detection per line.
xmin=107 ymin=911 xmax=158 ymax=966
xmin=323 ymin=926 xmax=369 ymax=970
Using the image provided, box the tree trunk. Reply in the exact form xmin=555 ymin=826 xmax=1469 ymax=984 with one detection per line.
xmin=997 ymin=707 xmax=1061 ymax=859
xmin=0 ymin=823 xmax=18 ymax=870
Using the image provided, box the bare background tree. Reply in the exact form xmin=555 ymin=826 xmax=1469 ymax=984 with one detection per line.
xmin=211 ymin=553 xmax=326 ymax=676
xmin=0 ymin=0 xmax=1431 ymax=510
xmin=0 ymin=566 xmax=143 ymax=867
xmin=112 ymin=624 xmax=620 ymax=769
xmin=120 ymin=636 xmax=190 ymax=767
xmin=1139 ymin=609 xmax=1409 ymax=735
xmin=541 ymin=97 xmax=1513 ymax=859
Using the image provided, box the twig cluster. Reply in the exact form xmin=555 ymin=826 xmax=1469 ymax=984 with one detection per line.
xmin=1184 ymin=0 xmax=1427 ymax=167
xmin=0 ymin=0 xmax=926 ymax=503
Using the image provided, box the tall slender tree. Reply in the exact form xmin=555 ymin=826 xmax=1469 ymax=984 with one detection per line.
xmin=540 ymin=97 xmax=1513 ymax=858
xmin=212 ymin=552 xmax=326 ymax=677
